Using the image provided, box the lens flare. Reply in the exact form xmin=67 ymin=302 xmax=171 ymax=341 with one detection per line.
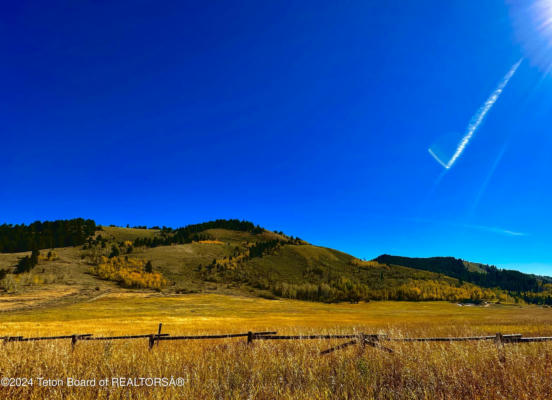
xmin=510 ymin=0 xmax=552 ymax=72
xmin=533 ymin=0 xmax=552 ymax=37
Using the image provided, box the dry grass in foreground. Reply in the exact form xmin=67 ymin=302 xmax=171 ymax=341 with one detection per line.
xmin=1 ymin=328 xmax=552 ymax=399
xmin=2 ymin=294 xmax=552 ymax=399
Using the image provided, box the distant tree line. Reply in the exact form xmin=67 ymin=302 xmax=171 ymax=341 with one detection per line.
xmin=375 ymin=255 xmax=544 ymax=294
xmin=249 ymin=240 xmax=282 ymax=258
xmin=133 ymin=219 xmax=264 ymax=248
xmin=519 ymin=291 xmax=552 ymax=305
xmin=247 ymin=237 xmax=305 ymax=259
xmin=0 ymin=219 xmax=97 ymax=253
xmin=250 ymin=275 xmax=504 ymax=304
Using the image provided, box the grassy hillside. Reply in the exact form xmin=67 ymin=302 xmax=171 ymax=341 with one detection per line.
xmin=0 ymin=219 xmax=549 ymax=306
xmin=96 ymin=226 xmax=160 ymax=242
xmin=375 ymin=254 xmax=552 ymax=299
xmin=123 ymin=227 xmax=503 ymax=303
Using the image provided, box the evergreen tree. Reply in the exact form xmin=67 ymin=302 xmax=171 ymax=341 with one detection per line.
xmin=31 ymin=249 xmax=40 ymax=265
xmin=109 ymin=245 xmax=120 ymax=258
xmin=14 ymin=255 xmax=36 ymax=274
xmin=0 ymin=268 xmax=8 ymax=280
xmin=145 ymin=261 xmax=153 ymax=273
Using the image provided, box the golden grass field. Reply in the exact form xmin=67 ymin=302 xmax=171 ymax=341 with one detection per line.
xmin=2 ymin=293 xmax=552 ymax=399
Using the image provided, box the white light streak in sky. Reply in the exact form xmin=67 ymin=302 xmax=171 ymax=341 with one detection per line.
xmin=429 ymin=59 xmax=522 ymax=169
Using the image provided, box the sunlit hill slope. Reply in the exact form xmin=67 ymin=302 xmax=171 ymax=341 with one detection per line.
xmin=1 ymin=219 xmax=551 ymax=308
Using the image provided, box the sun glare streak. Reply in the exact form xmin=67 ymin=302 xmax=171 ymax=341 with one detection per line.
xmin=536 ymin=0 xmax=552 ymax=37
xmin=468 ymin=142 xmax=509 ymax=217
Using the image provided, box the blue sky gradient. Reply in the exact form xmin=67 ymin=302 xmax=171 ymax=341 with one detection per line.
xmin=2 ymin=1 xmax=552 ymax=274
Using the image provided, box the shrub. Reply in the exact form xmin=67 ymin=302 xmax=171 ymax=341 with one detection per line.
xmin=91 ymin=256 xmax=167 ymax=290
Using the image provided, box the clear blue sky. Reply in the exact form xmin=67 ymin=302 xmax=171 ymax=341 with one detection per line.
xmin=2 ymin=1 xmax=551 ymax=274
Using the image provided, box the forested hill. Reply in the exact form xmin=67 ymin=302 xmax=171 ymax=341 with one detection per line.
xmin=374 ymin=255 xmax=551 ymax=293
xmin=0 ymin=219 xmax=97 ymax=253
xmin=2 ymin=218 xmax=552 ymax=305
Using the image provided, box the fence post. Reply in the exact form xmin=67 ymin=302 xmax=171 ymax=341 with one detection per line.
xmin=495 ymin=333 xmax=506 ymax=363
xmin=157 ymin=323 xmax=163 ymax=346
xmin=71 ymin=335 xmax=78 ymax=350
xmin=148 ymin=334 xmax=155 ymax=350
xmin=495 ymin=333 xmax=503 ymax=344
xmin=247 ymin=331 xmax=253 ymax=345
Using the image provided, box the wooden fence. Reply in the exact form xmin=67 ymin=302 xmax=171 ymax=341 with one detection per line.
xmin=3 ymin=324 xmax=552 ymax=355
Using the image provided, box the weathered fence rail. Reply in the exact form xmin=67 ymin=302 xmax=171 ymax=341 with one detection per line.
xmin=2 ymin=325 xmax=552 ymax=355
xmin=386 ymin=334 xmax=523 ymax=342
xmin=0 ymin=327 xmax=279 ymax=349
xmin=252 ymin=332 xmax=549 ymax=354
xmin=518 ymin=337 xmax=552 ymax=342
xmin=81 ymin=334 xmax=169 ymax=340
xmin=157 ymin=331 xmax=276 ymax=341
xmin=253 ymin=334 xmax=360 ymax=340
xmin=11 ymin=334 xmax=93 ymax=342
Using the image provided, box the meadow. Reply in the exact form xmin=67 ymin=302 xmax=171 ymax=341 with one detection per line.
xmin=1 ymin=294 xmax=552 ymax=399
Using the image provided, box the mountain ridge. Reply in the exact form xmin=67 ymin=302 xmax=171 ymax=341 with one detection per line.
xmin=374 ymin=254 xmax=552 ymax=292
xmin=1 ymin=219 xmax=551 ymax=306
